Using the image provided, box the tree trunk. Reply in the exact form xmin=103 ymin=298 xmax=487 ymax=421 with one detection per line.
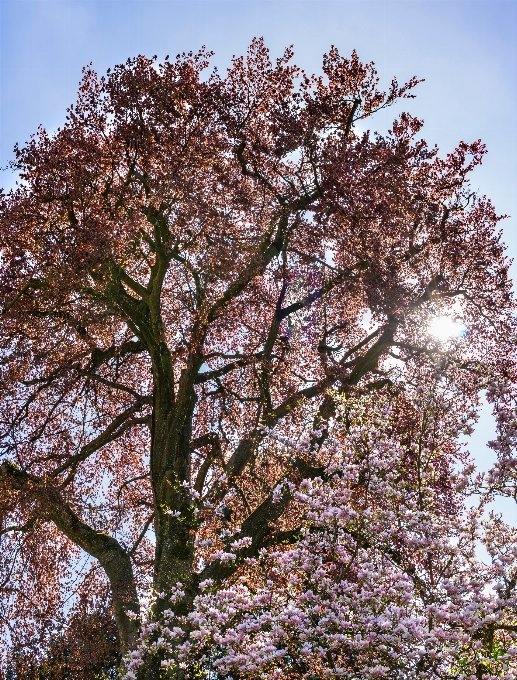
xmin=131 ymin=377 xmax=200 ymax=678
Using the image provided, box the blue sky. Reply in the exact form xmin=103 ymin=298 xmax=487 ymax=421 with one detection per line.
xmin=1 ymin=0 xmax=516 ymax=520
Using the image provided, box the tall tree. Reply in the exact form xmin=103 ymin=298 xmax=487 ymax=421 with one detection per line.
xmin=0 ymin=40 xmax=515 ymax=678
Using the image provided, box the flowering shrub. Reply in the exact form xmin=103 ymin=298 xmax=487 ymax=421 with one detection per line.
xmin=123 ymin=392 xmax=517 ymax=679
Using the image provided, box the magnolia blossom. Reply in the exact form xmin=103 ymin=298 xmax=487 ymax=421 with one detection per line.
xmin=123 ymin=393 xmax=517 ymax=679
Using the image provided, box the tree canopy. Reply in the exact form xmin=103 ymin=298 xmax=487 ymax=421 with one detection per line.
xmin=1 ymin=39 xmax=517 ymax=679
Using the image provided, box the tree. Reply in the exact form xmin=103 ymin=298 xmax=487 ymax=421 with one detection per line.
xmin=0 ymin=39 xmax=516 ymax=678
xmin=126 ymin=390 xmax=517 ymax=679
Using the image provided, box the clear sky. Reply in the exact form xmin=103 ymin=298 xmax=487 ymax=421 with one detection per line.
xmin=1 ymin=0 xmax=516 ymax=520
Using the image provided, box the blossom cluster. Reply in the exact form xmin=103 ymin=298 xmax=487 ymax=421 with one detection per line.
xmin=122 ymin=394 xmax=517 ymax=679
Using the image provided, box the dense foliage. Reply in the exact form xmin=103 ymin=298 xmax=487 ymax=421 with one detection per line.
xmin=1 ymin=40 xmax=517 ymax=678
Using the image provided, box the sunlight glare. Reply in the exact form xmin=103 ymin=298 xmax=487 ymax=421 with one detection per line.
xmin=429 ymin=316 xmax=467 ymax=341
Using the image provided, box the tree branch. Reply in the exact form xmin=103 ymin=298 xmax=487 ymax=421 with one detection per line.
xmin=0 ymin=461 xmax=140 ymax=651
xmin=194 ymin=354 xmax=263 ymax=385
xmin=51 ymin=400 xmax=150 ymax=482
xmin=128 ymin=512 xmax=155 ymax=557
xmin=278 ymin=261 xmax=366 ymax=321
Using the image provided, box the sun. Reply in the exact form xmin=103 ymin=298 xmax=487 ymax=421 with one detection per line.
xmin=429 ymin=316 xmax=467 ymax=341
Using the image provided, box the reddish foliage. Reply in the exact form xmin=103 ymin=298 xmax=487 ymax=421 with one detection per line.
xmin=0 ymin=40 xmax=515 ymax=678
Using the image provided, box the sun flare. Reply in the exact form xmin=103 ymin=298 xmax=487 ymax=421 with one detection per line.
xmin=429 ymin=316 xmax=467 ymax=341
